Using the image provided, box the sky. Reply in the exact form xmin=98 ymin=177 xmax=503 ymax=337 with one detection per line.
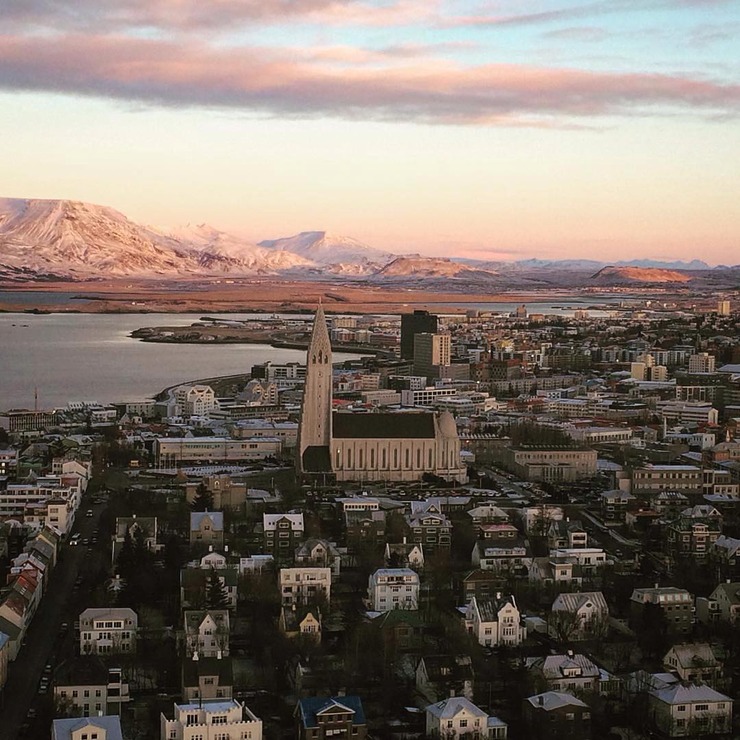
xmin=0 ymin=0 xmax=739 ymax=264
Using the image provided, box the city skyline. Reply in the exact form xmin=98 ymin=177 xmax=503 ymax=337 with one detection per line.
xmin=1 ymin=0 xmax=739 ymax=263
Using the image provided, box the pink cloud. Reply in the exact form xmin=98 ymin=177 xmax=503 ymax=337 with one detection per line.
xmin=0 ymin=0 xmax=436 ymax=31
xmin=0 ymin=33 xmax=737 ymax=125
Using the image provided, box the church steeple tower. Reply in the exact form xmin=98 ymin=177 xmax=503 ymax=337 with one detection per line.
xmin=297 ymin=303 xmax=333 ymax=474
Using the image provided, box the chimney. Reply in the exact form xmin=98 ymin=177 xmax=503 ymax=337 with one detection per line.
xmin=654 ymin=582 xmax=659 ymax=590
xmin=538 ymin=695 xmax=544 ymax=706
xmin=224 ymin=545 xmax=229 ymax=553
xmin=132 ymin=514 xmax=136 ymax=519
xmin=566 ymin=649 xmax=574 ymax=658
xmin=217 ymin=649 xmax=222 ymax=660
xmin=403 ymin=536 xmax=407 ymax=545
xmin=496 ymin=591 xmax=502 ymax=600
xmin=193 ymin=650 xmax=199 ymax=661
xmin=209 ymin=545 xmax=213 ymax=553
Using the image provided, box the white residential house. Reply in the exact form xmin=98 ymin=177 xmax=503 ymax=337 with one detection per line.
xmin=279 ymin=567 xmax=332 ymax=607
xmin=368 ymin=568 xmax=420 ymax=612
xmin=527 ymin=651 xmax=615 ymax=695
xmin=425 ymin=696 xmax=507 ymax=740
xmin=79 ymin=608 xmax=138 ymax=655
xmin=160 ymin=699 xmax=262 ymax=740
xmin=648 ymin=683 xmax=732 ymax=737
xmin=663 ymin=643 xmax=722 ymax=686
xmin=464 ymin=594 xmax=525 ymax=648
xmin=183 ymin=610 xmax=230 ymax=658
xmin=549 ymin=592 xmax=608 ymax=641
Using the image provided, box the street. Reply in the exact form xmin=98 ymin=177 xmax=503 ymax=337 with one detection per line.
xmin=0 ymin=499 xmax=104 ymax=740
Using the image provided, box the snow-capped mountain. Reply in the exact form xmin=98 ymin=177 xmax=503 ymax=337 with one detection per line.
xmin=0 ymin=196 xmax=733 ymax=288
xmin=259 ymin=231 xmax=393 ymax=266
xmin=173 ymin=224 xmax=314 ymax=272
xmin=0 ymin=198 xmax=191 ymax=277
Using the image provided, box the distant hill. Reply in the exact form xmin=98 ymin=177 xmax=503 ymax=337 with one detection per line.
xmin=589 ymin=265 xmax=694 ymax=285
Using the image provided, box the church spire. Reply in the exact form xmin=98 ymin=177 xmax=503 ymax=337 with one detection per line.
xmin=297 ymin=304 xmax=333 ymax=475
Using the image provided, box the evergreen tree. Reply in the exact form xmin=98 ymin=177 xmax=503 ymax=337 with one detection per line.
xmin=191 ymin=482 xmax=214 ymax=512
xmin=205 ymin=569 xmax=230 ymax=610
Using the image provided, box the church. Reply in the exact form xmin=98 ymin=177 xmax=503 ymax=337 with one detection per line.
xmin=297 ymin=305 xmax=467 ymax=484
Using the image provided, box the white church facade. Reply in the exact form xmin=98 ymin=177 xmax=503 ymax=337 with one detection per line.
xmin=297 ymin=305 xmax=467 ymax=484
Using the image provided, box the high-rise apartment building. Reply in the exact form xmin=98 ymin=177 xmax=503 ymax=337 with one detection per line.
xmin=400 ymin=310 xmax=438 ymax=360
xmin=718 ymin=300 xmax=731 ymax=316
xmin=413 ymin=333 xmax=451 ymax=381
xmin=688 ymin=352 xmax=716 ymax=374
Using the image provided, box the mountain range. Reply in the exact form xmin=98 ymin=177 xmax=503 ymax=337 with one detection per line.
xmin=0 ymin=197 xmax=736 ymax=288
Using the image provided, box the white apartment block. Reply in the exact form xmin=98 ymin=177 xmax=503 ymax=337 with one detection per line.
xmin=174 ymin=385 xmax=218 ymax=417
xmin=658 ymin=402 xmax=719 ymax=426
xmin=160 ymin=699 xmax=262 ymax=740
xmin=368 ymin=568 xmax=420 ymax=612
xmin=401 ymin=386 xmax=457 ymax=407
xmin=279 ymin=567 xmax=332 ymax=607
xmin=79 ymin=608 xmax=138 ymax=655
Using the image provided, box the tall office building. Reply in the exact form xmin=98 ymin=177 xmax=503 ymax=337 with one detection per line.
xmin=413 ymin=332 xmax=451 ymax=381
xmin=718 ymin=300 xmax=731 ymax=316
xmin=400 ymin=310 xmax=438 ymax=360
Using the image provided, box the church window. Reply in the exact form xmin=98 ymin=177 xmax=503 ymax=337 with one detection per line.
xmin=370 ymin=449 xmax=375 ymax=468
xmin=359 ymin=448 xmax=364 ymax=468
xmin=416 ymin=448 xmax=421 ymax=468
xmin=394 ymin=449 xmax=398 ymax=468
xmin=336 ymin=449 xmax=342 ymax=469
xmin=382 ymin=448 xmax=387 ymax=468
xmin=428 ymin=449 xmax=433 ymax=468
xmin=312 ymin=354 xmax=316 ymax=364
xmin=347 ymin=449 xmax=353 ymax=467
xmin=405 ymin=449 xmax=410 ymax=468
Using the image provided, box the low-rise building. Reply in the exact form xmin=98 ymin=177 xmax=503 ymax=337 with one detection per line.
xmin=160 ymin=699 xmax=262 ymax=740
xmin=79 ymin=608 xmax=138 ymax=655
xmin=663 ymin=643 xmax=722 ymax=686
xmin=280 ymin=567 xmax=332 ymax=607
xmin=549 ymin=592 xmax=608 ymax=641
xmin=464 ymin=594 xmax=525 ymax=648
xmin=189 ymin=511 xmax=225 ymax=549
xmin=630 ymin=586 xmax=693 ymax=636
xmin=181 ymin=654 xmax=233 ymax=702
xmin=184 ymin=610 xmax=230 ymax=658
xmin=263 ymin=513 xmax=305 ymax=564
xmin=416 ymin=655 xmax=474 ymax=704
xmin=52 ymin=716 xmax=124 ymax=740
xmin=53 ymin=657 xmax=130 ymax=717
xmin=295 ymin=696 xmax=367 ymax=740
xmin=523 ymin=692 xmax=591 ymax=740
xmin=368 ymin=568 xmax=420 ymax=612
xmin=527 ymin=651 xmax=608 ymax=695
xmin=648 ymin=683 xmax=732 ymax=737
xmin=426 ymin=696 xmax=507 ymax=740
